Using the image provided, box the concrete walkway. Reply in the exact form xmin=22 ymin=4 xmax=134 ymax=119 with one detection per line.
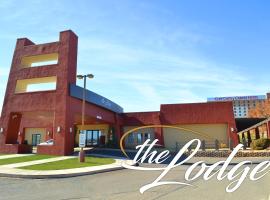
xmin=0 ymin=152 xmax=267 ymax=179
xmin=1 ymin=156 xmax=75 ymax=168
xmin=0 ymin=155 xmax=134 ymax=178
xmin=0 ymin=154 xmax=33 ymax=160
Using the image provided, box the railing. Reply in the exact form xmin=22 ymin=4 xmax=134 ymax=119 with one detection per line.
xmin=237 ymin=117 xmax=270 ymax=136
xmin=172 ymin=139 xmax=234 ymax=152
xmin=124 ymin=139 xmax=234 ymax=153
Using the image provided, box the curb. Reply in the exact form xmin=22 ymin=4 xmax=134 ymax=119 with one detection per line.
xmin=0 ymin=166 xmax=126 ymax=179
xmin=0 ymin=161 xmax=263 ymax=179
xmin=0 ymin=158 xmax=134 ymax=179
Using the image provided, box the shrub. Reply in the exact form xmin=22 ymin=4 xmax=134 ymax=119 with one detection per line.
xmin=251 ymin=138 xmax=270 ymax=150
xmin=220 ymin=143 xmax=227 ymax=148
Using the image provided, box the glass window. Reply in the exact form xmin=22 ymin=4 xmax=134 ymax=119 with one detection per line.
xmin=137 ymin=133 xmax=143 ymax=144
xmin=127 ymin=133 xmax=134 ymax=143
xmin=144 ymin=133 xmax=151 ymax=141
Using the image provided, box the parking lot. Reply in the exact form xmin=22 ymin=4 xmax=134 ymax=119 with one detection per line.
xmin=0 ymin=163 xmax=269 ymax=200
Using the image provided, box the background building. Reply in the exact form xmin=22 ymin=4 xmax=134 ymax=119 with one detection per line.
xmin=207 ymin=94 xmax=270 ymax=118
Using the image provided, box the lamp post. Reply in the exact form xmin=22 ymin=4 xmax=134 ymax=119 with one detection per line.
xmin=77 ymin=74 xmax=94 ymax=162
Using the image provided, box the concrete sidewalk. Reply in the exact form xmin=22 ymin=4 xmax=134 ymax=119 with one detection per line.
xmin=1 ymin=156 xmax=75 ymax=168
xmin=0 ymin=153 xmax=266 ymax=179
xmin=0 ymin=155 xmax=134 ymax=179
xmin=0 ymin=154 xmax=33 ymax=160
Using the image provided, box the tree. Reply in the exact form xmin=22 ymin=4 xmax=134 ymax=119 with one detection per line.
xmin=248 ymin=99 xmax=270 ymax=118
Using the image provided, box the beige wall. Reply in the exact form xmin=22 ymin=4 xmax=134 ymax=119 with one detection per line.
xmin=24 ymin=128 xmax=46 ymax=145
xmin=122 ymin=124 xmax=228 ymax=149
xmin=21 ymin=53 xmax=58 ymax=68
xmin=163 ymin=124 xmax=228 ymax=150
xmin=123 ymin=126 xmax=155 ymax=148
xmin=15 ymin=76 xmax=57 ymax=93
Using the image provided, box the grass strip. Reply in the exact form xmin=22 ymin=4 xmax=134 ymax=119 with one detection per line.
xmin=0 ymin=155 xmax=56 ymax=165
xmin=19 ymin=157 xmax=114 ymax=170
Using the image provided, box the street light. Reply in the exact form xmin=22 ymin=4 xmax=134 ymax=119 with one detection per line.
xmin=76 ymin=75 xmax=84 ymax=79
xmin=77 ymin=73 xmax=94 ymax=162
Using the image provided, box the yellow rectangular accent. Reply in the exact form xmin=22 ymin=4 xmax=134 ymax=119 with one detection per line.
xmin=24 ymin=128 xmax=46 ymax=145
xmin=163 ymin=124 xmax=228 ymax=150
xmin=15 ymin=76 xmax=57 ymax=93
xmin=21 ymin=53 xmax=58 ymax=68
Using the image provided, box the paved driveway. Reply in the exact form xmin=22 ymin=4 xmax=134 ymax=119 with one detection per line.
xmin=85 ymin=148 xmax=187 ymax=164
xmin=0 ymin=164 xmax=269 ymax=200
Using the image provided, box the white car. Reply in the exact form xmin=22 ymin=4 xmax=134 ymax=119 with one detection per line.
xmin=39 ymin=139 xmax=54 ymax=146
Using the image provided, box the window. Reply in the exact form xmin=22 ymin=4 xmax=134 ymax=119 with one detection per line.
xmin=144 ymin=133 xmax=151 ymax=141
xmin=15 ymin=76 xmax=57 ymax=93
xmin=21 ymin=53 xmax=58 ymax=68
xmin=127 ymin=133 xmax=134 ymax=144
xmin=137 ymin=133 xmax=143 ymax=144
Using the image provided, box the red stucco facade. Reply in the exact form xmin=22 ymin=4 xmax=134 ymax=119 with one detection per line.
xmin=123 ymin=102 xmax=238 ymax=146
xmin=0 ymin=30 xmax=238 ymax=155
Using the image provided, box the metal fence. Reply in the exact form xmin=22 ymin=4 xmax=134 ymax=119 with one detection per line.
xmin=171 ymin=139 xmax=234 ymax=153
xmin=124 ymin=139 xmax=234 ymax=153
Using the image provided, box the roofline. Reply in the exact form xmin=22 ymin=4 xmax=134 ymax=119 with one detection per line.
xmin=123 ymin=111 xmax=160 ymax=114
xmin=161 ymin=101 xmax=232 ymax=106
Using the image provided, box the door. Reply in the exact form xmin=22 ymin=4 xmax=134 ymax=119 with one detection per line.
xmin=86 ymin=130 xmax=101 ymax=146
xmin=32 ymin=134 xmax=41 ymax=146
xmin=92 ymin=130 xmax=99 ymax=145
xmin=86 ymin=131 xmax=92 ymax=146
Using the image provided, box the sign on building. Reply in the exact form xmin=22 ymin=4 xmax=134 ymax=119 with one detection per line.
xmin=79 ymin=131 xmax=86 ymax=147
xmin=207 ymin=95 xmax=266 ymax=102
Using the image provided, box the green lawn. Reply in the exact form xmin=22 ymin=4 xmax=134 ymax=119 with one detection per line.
xmin=19 ymin=157 xmax=115 ymax=170
xmin=0 ymin=155 xmax=56 ymax=165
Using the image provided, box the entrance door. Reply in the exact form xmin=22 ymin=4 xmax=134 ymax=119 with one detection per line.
xmin=32 ymin=134 xmax=41 ymax=146
xmin=86 ymin=130 xmax=101 ymax=146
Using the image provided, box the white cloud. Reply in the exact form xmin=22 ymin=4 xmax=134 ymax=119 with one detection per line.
xmin=131 ymin=82 xmax=162 ymax=105
xmin=0 ymin=67 xmax=10 ymax=76
xmin=75 ymin=38 xmax=270 ymax=111
xmin=0 ymin=1 xmax=269 ymax=112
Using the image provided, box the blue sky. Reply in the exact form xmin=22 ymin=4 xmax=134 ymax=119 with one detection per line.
xmin=1 ymin=0 xmax=270 ymax=112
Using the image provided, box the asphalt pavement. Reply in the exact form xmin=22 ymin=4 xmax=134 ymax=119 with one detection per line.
xmin=0 ymin=164 xmax=269 ymax=200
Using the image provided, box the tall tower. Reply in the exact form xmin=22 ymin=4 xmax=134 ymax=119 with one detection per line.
xmin=0 ymin=30 xmax=78 ymax=155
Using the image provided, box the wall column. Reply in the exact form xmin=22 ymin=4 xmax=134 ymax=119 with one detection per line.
xmin=154 ymin=127 xmax=164 ymax=146
xmin=267 ymin=121 xmax=270 ymax=138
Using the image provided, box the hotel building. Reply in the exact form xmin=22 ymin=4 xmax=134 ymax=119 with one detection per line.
xmin=0 ymin=30 xmax=239 ymax=155
xmin=207 ymin=94 xmax=270 ymax=118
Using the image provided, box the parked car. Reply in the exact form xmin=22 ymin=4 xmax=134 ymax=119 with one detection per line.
xmin=39 ymin=139 xmax=54 ymax=145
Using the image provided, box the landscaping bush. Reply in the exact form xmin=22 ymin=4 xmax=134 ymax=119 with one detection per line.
xmin=251 ymin=138 xmax=270 ymax=150
xmin=220 ymin=143 xmax=227 ymax=148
